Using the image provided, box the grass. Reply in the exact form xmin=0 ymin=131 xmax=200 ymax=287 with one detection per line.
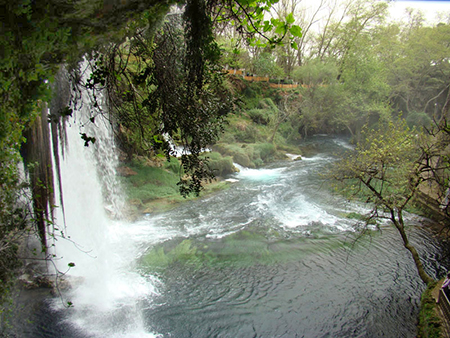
xmin=122 ymin=162 xmax=180 ymax=202
xmin=119 ymin=156 xmax=232 ymax=215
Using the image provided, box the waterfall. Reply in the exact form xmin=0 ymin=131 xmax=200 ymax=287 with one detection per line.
xmin=49 ymin=61 xmax=159 ymax=337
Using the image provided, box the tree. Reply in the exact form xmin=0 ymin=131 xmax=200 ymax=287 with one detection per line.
xmin=217 ymin=35 xmax=252 ymax=70
xmin=387 ymin=22 xmax=450 ymax=120
xmin=312 ymin=0 xmax=388 ymax=65
xmin=252 ymin=52 xmax=285 ymax=78
xmin=331 ymin=119 xmax=434 ymax=284
xmin=335 ymin=45 xmax=391 ymax=140
xmin=313 ymin=0 xmax=352 ymax=62
xmin=269 ymin=92 xmax=301 ymax=143
xmin=0 ymin=0 xmax=301 ymax=235
xmin=416 ymin=118 xmax=450 ymax=227
xmin=84 ymin=2 xmax=235 ymax=196
xmin=291 ymin=59 xmax=343 ymax=137
xmin=271 ymin=0 xmax=321 ymax=75
xmin=295 ymin=0 xmax=391 ymax=139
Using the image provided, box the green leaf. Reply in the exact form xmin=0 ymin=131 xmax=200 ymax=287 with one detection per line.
xmin=270 ymin=18 xmax=281 ymax=26
xmin=263 ymin=21 xmax=272 ymax=32
xmin=286 ymin=13 xmax=295 ymax=25
xmin=275 ymin=23 xmax=287 ymax=35
xmin=291 ymin=41 xmax=298 ymax=49
xmin=289 ymin=25 xmax=302 ymax=37
xmin=68 ymin=262 xmax=75 ymax=267
xmin=247 ymin=24 xmax=256 ymax=33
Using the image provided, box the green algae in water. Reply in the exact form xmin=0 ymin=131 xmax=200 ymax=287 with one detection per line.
xmin=138 ymin=227 xmax=347 ymax=274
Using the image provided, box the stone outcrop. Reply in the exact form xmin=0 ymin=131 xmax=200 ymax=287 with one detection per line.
xmin=116 ymin=166 xmax=138 ymax=177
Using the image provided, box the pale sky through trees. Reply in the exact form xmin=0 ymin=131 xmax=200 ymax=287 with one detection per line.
xmin=297 ymin=0 xmax=450 ymax=25
xmin=389 ymin=0 xmax=450 ymax=23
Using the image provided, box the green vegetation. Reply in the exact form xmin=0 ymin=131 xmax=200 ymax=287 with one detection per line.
xmin=417 ymin=282 xmax=442 ymax=338
xmin=123 ymin=161 xmax=181 ymax=202
xmin=213 ymin=141 xmax=286 ymax=168
xmin=205 ymin=152 xmax=237 ymax=177
xmin=1 ymin=0 xmax=450 ymax=333
xmin=210 ymin=79 xmax=302 ymax=168
xmin=120 ymin=155 xmax=233 ymax=215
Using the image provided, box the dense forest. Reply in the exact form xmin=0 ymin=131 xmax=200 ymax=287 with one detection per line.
xmin=1 ymin=0 xmax=450 ymax=335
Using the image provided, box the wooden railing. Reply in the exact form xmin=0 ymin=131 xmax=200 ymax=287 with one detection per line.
xmin=225 ymin=69 xmax=299 ymax=89
xmin=439 ymin=289 xmax=450 ymax=324
xmin=269 ymin=83 xmax=298 ymax=89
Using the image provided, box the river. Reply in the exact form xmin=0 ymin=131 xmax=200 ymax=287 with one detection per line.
xmin=16 ymin=136 xmax=448 ymax=338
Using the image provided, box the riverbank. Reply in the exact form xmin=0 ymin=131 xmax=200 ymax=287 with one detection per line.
xmin=116 ymin=142 xmax=304 ymax=220
xmin=117 ymin=155 xmax=236 ymax=219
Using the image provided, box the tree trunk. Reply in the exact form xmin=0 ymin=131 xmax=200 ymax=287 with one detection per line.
xmin=270 ymin=121 xmax=282 ymax=143
xmin=345 ymin=124 xmax=354 ymax=138
xmin=392 ymin=210 xmax=434 ymax=284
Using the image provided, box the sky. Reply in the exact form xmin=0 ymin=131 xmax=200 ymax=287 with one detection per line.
xmin=295 ymin=0 xmax=450 ymax=34
xmin=389 ymin=0 xmax=450 ymax=22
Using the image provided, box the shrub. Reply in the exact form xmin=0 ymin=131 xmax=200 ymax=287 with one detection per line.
xmin=235 ymin=124 xmax=260 ymax=143
xmin=205 ymin=152 xmax=236 ymax=177
xmin=219 ymin=133 xmax=236 ymax=144
xmin=406 ymin=112 xmax=432 ymax=129
xmin=243 ymin=97 xmax=260 ymax=110
xmin=243 ymin=86 xmax=257 ymax=98
xmin=254 ymin=142 xmax=276 ymax=161
xmin=164 ymin=158 xmax=182 ymax=175
xmin=233 ymin=152 xmax=254 ymax=168
xmin=247 ymin=109 xmax=271 ymax=125
xmin=278 ymin=122 xmax=295 ymax=139
xmin=258 ymin=98 xmax=277 ymax=111
xmin=282 ymin=79 xmax=294 ymax=84
xmin=211 ymin=143 xmax=231 ymax=156
xmin=212 ymin=144 xmax=254 ymax=168
xmin=253 ymin=158 xmax=264 ymax=167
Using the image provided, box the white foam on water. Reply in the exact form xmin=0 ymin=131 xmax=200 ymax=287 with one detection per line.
xmin=235 ymin=165 xmax=285 ymax=181
xmin=301 ymin=154 xmax=333 ymax=162
xmin=286 ymin=153 xmax=302 ymax=160
xmin=333 ymin=138 xmax=355 ymax=150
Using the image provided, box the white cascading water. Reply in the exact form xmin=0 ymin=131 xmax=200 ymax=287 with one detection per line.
xmin=49 ymin=62 xmax=160 ymax=337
